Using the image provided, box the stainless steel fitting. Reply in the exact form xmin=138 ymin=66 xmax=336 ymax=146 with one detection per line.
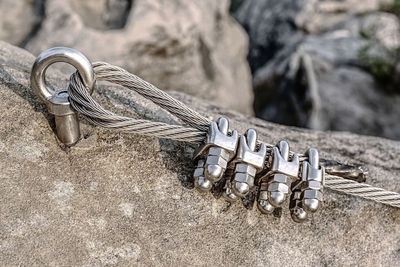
xmin=30 ymin=47 xmax=95 ymax=146
xmin=193 ymin=117 xmax=239 ymax=192
xmin=290 ymin=148 xmax=325 ymax=222
xmin=228 ymin=129 xmax=266 ymax=198
xmin=257 ymin=140 xmax=300 ymax=214
xmin=222 ymin=179 xmax=239 ymax=203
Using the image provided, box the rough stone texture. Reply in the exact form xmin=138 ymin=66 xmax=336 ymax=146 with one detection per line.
xmin=1 ymin=42 xmax=400 ymax=266
xmin=0 ymin=0 xmax=253 ymax=115
xmin=237 ymin=0 xmax=400 ymax=140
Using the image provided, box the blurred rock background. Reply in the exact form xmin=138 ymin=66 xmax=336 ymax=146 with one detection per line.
xmin=0 ymin=0 xmax=399 ymax=139
xmin=0 ymin=0 xmax=253 ymax=115
xmin=233 ymin=0 xmax=400 ymax=140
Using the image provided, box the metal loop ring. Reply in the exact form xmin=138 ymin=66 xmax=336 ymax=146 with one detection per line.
xmin=30 ymin=47 xmax=95 ymax=103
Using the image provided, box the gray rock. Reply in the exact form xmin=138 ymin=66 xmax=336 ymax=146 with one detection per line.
xmin=236 ymin=0 xmax=306 ymax=72
xmin=1 ymin=41 xmax=400 ymax=266
xmin=69 ymin=0 xmax=132 ymax=30
xmin=0 ymin=0 xmax=252 ymax=115
xmin=296 ymin=0 xmax=394 ymax=33
xmin=317 ymin=66 xmax=400 ymax=138
xmin=0 ymin=0 xmax=45 ymax=46
xmin=339 ymin=12 xmax=400 ymax=50
xmin=235 ymin=0 xmax=394 ymax=71
xmin=240 ymin=3 xmax=400 ymax=140
xmin=396 ymin=62 xmax=400 ymax=88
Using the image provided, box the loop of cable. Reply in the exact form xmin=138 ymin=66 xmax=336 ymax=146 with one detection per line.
xmin=68 ymin=67 xmax=206 ymax=143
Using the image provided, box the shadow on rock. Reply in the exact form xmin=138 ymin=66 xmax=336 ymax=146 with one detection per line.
xmin=0 ymin=64 xmax=57 ymax=134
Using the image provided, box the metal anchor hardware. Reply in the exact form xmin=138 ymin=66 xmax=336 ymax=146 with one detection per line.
xmin=290 ymin=148 xmax=325 ymax=222
xmin=258 ymin=141 xmax=300 ymax=214
xmin=228 ymin=129 xmax=266 ymax=198
xmin=25 ymin=47 xmax=399 ymax=225
xmin=223 ymin=179 xmax=239 ymax=202
xmin=30 ymin=47 xmax=95 ymax=146
xmin=193 ymin=117 xmax=239 ymax=192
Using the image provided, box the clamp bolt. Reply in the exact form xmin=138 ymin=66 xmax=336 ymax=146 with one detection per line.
xmin=193 ymin=117 xmax=239 ymax=192
xmin=258 ymin=140 xmax=300 ymax=214
xmin=230 ymin=129 xmax=266 ymax=198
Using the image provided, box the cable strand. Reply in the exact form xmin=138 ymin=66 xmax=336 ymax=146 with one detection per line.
xmin=68 ymin=69 xmax=206 ymax=143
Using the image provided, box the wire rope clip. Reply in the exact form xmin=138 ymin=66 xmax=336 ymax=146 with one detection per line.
xmin=257 ymin=140 xmax=300 ymax=214
xmin=193 ymin=117 xmax=239 ymax=192
xmin=290 ymin=148 xmax=325 ymax=222
xmin=227 ymin=129 xmax=266 ymax=198
xmin=30 ymin=47 xmax=95 ymax=146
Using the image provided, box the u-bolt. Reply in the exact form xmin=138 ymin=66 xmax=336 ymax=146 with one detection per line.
xmin=30 ymin=47 xmax=95 ymax=146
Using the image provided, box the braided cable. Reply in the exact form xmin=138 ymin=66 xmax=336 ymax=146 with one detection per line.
xmin=93 ymin=62 xmax=211 ymax=131
xmin=68 ymin=70 xmax=206 ymax=143
xmin=67 ymin=63 xmax=400 ymax=209
xmin=325 ymin=175 xmax=400 ymax=208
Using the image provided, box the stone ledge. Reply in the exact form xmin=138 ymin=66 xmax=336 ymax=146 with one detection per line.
xmin=0 ymin=41 xmax=399 ymax=266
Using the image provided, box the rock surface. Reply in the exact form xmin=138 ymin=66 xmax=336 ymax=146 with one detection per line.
xmin=236 ymin=0 xmax=400 ymax=140
xmin=1 ymin=42 xmax=400 ymax=266
xmin=236 ymin=0 xmax=395 ymax=70
xmin=0 ymin=0 xmax=44 ymax=46
xmin=0 ymin=0 xmax=253 ymax=115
